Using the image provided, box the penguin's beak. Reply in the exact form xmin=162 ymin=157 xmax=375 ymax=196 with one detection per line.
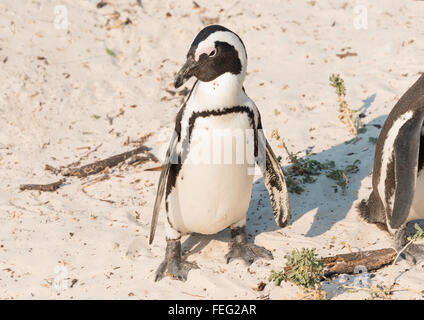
xmin=174 ymin=56 xmax=198 ymax=89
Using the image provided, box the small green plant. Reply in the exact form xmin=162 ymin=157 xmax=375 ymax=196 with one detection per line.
xmin=368 ymin=137 xmax=378 ymax=144
xmin=326 ymin=159 xmax=360 ymax=193
xmin=283 ymin=145 xmax=335 ymax=183
xmin=105 ymin=48 xmax=117 ymax=57
xmin=407 ymin=223 xmax=424 ymax=242
xmin=344 ymin=136 xmax=362 ymax=145
xmin=282 ymin=146 xmax=335 ymax=194
xmin=269 ymin=248 xmax=324 ymax=288
xmin=329 ymin=74 xmax=345 ymax=98
xmin=357 ymin=127 xmax=367 ymax=134
xmin=282 ymin=173 xmax=305 ymax=194
xmin=329 ymin=74 xmax=361 ymax=136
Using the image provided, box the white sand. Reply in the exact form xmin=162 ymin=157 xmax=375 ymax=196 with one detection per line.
xmin=0 ymin=0 xmax=423 ymax=299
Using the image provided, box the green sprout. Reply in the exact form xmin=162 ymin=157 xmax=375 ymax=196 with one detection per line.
xmin=106 ymin=48 xmax=117 ymax=57
xmin=345 ymin=136 xmax=362 ymax=145
xmin=329 ymin=74 xmax=346 ymax=99
xmin=326 ymin=159 xmax=360 ymax=194
xmin=407 ymin=223 xmax=424 ymax=242
xmin=368 ymin=137 xmax=378 ymax=144
xmin=329 ymin=74 xmax=361 ymax=136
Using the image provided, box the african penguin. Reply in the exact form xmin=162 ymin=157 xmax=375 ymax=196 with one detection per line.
xmin=149 ymin=25 xmax=291 ymax=281
xmin=358 ymin=74 xmax=424 ymax=263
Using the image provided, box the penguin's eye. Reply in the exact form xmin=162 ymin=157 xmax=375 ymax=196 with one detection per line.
xmin=209 ymin=49 xmax=216 ymax=57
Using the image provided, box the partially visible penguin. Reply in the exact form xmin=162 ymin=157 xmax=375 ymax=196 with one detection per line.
xmin=149 ymin=25 xmax=291 ymax=281
xmin=358 ymin=74 xmax=424 ymax=263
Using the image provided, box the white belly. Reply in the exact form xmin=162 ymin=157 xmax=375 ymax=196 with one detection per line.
xmin=168 ymin=112 xmax=255 ymax=234
xmin=408 ymin=170 xmax=424 ymax=222
xmin=168 ymin=163 xmax=253 ymax=234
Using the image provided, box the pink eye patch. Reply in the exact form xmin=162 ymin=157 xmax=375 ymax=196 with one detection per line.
xmin=194 ymin=47 xmax=216 ymax=61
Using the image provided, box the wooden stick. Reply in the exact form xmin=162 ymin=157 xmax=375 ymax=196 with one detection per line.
xmin=336 ymin=52 xmax=358 ymax=59
xmin=63 ymin=146 xmax=152 ymax=178
xmin=128 ymin=153 xmax=159 ymax=166
xmin=321 ymin=248 xmax=396 ymax=277
xmin=19 ymin=179 xmax=66 ymax=192
xmin=45 ymin=143 xmax=103 ymax=175
xmin=144 ymin=165 xmax=163 ymax=172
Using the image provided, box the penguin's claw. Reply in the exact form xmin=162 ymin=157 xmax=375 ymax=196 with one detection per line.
xmin=155 ymin=258 xmax=199 ymax=282
xmin=225 ymin=241 xmax=273 ymax=265
xmin=399 ymin=251 xmax=417 ymax=265
xmin=398 ymin=244 xmax=424 ymax=265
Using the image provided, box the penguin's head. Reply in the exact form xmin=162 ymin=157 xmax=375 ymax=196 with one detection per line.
xmin=174 ymin=25 xmax=247 ymax=88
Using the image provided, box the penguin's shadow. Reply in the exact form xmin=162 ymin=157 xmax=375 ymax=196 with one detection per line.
xmin=246 ymin=113 xmax=386 ymax=240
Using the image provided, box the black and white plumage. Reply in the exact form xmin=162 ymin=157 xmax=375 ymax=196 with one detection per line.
xmin=359 ymin=74 xmax=424 ymax=263
xmin=150 ymin=25 xmax=290 ymax=281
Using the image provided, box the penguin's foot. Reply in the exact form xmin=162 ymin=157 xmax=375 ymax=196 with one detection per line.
xmin=398 ymin=243 xmax=424 ymax=265
xmin=155 ymin=258 xmax=198 ymax=282
xmin=394 ymin=226 xmax=424 ymax=265
xmin=225 ymin=227 xmax=273 ymax=265
xmin=154 ymin=239 xmax=199 ymax=282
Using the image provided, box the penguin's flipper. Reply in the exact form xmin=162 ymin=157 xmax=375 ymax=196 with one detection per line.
xmin=149 ymin=81 xmax=195 ymax=244
xmin=391 ymin=110 xmax=424 ymax=229
xmin=149 ymin=131 xmax=178 ymax=244
xmin=263 ymin=139 xmax=291 ymax=227
xmin=257 ymin=117 xmax=291 ymax=227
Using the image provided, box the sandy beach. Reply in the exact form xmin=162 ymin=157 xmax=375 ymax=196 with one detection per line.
xmin=0 ymin=0 xmax=423 ymax=299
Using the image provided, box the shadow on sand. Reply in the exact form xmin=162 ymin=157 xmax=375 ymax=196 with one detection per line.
xmin=247 ymin=114 xmax=385 ymax=239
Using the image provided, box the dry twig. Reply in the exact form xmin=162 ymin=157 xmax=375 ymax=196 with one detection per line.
xmin=19 ymin=179 xmax=66 ymax=192
xmin=63 ymin=146 xmax=152 ymax=177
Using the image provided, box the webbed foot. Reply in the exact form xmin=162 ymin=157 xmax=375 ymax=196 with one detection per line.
xmin=225 ymin=227 xmax=273 ymax=265
xmin=394 ymin=225 xmax=424 ymax=265
xmin=155 ymin=239 xmax=198 ymax=282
